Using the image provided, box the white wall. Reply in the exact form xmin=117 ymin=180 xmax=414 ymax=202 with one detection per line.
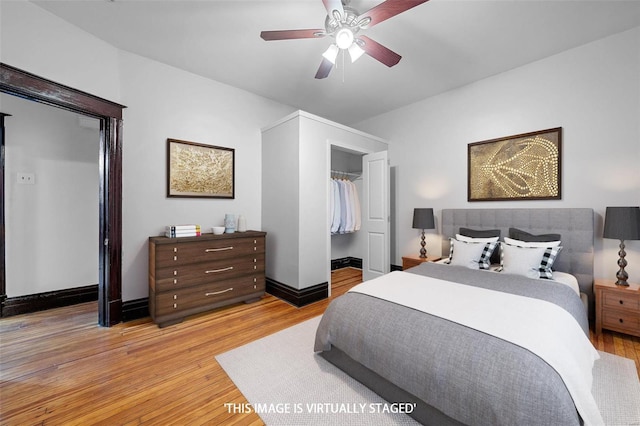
xmin=0 ymin=0 xmax=121 ymax=103
xmin=3 ymin=94 xmax=99 ymax=297
xmin=2 ymin=0 xmax=296 ymax=302
xmin=118 ymin=53 xmax=296 ymax=300
xmin=356 ymin=27 xmax=640 ymax=282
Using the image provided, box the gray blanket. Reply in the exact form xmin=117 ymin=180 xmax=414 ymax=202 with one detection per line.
xmin=314 ymin=263 xmax=590 ymax=426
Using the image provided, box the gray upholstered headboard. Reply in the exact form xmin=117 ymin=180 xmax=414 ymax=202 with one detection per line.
xmin=441 ymin=208 xmax=595 ymax=317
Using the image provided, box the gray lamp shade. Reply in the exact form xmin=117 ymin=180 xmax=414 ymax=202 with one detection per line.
xmin=412 ymin=208 xmax=435 ymax=230
xmin=603 ymin=206 xmax=640 ymax=240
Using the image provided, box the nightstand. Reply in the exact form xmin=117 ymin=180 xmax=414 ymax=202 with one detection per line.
xmin=595 ymin=279 xmax=640 ymax=337
xmin=402 ymin=255 xmax=442 ymax=270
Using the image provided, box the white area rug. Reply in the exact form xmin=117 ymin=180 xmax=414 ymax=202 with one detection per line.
xmin=216 ymin=316 xmax=640 ymax=425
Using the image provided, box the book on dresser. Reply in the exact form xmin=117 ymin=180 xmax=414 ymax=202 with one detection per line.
xmin=165 ymin=224 xmax=201 ymax=238
xmin=149 ymin=230 xmax=266 ymax=327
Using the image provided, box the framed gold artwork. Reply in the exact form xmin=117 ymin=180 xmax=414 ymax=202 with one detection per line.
xmin=468 ymin=127 xmax=561 ymax=201
xmin=167 ymin=138 xmax=235 ymax=198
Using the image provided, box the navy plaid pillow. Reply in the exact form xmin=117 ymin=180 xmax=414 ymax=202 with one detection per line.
xmin=478 ymin=242 xmax=498 ymax=270
xmin=539 ymin=246 xmax=563 ymax=279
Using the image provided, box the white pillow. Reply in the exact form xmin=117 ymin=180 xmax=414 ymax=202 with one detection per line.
xmin=504 ymin=237 xmax=561 ymax=248
xmin=500 ymin=242 xmax=563 ymax=279
xmin=456 ymin=234 xmax=499 ymax=243
xmin=449 ymin=238 xmax=497 ymax=270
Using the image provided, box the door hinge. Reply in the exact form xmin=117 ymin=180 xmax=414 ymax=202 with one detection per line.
xmin=104 ymin=238 xmax=109 ymax=246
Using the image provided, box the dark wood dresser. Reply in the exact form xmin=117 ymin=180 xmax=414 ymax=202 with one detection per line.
xmin=149 ymin=231 xmax=266 ymax=327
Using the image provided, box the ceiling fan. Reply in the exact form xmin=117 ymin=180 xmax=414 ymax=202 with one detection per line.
xmin=260 ymin=0 xmax=429 ymax=79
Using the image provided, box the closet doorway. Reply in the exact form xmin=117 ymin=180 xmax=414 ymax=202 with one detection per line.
xmin=329 ymin=143 xmax=389 ymax=290
xmin=0 ymin=63 xmax=125 ymax=326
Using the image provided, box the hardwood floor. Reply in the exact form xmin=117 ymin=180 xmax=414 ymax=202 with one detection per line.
xmin=1 ymin=268 xmax=638 ymax=425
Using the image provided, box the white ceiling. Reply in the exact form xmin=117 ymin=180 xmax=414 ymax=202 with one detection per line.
xmin=32 ymin=0 xmax=640 ymax=125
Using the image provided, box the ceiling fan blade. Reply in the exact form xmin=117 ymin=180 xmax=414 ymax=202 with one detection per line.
xmin=322 ymin=0 xmax=344 ymax=18
xmin=260 ymin=29 xmax=325 ymax=41
xmin=315 ymin=57 xmax=334 ymax=79
xmin=358 ymin=0 xmax=429 ymax=28
xmin=358 ymin=35 xmax=402 ymax=67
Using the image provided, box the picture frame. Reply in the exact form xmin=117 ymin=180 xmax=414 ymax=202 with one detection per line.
xmin=468 ymin=127 xmax=561 ymax=202
xmin=167 ymin=138 xmax=235 ymax=198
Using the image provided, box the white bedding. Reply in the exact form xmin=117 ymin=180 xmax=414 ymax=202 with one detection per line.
xmin=350 ymin=271 xmax=604 ymax=426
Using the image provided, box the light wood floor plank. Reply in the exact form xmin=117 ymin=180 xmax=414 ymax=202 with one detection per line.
xmin=1 ymin=267 xmax=638 ymax=425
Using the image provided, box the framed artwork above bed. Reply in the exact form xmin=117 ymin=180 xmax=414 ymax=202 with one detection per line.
xmin=468 ymin=127 xmax=561 ymax=201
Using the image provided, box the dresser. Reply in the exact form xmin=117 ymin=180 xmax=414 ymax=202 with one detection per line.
xmin=149 ymin=231 xmax=266 ymax=327
xmin=595 ymin=279 xmax=640 ymax=337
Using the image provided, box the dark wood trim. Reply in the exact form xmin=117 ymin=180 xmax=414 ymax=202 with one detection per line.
xmin=0 ymin=63 xmax=125 ymax=119
xmin=330 ymin=256 xmax=362 ymax=270
xmin=1 ymin=63 xmax=125 ymax=326
xmin=122 ymin=298 xmax=149 ymax=322
xmin=265 ymin=278 xmax=328 ymax=307
xmin=2 ymin=285 xmax=98 ymax=317
xmin=0 ymin=113 xmax=8 ymax=316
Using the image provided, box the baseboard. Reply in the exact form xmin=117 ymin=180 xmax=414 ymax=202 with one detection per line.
xmin=1 ymin=284 xmax=98 ymax=317
xmin=331 ymin=257 xmax=362 ymax=270
xmin=390 ymin=264 xmax=402 ymax=272
xmin=266 ymin=277 xmax=328 ymax=307
xmin=122 ymin=298 xmax=149 ymax=322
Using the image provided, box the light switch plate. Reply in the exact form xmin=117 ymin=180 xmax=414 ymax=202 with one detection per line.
xmin=17 ymin=172 xmax=35 ymax=185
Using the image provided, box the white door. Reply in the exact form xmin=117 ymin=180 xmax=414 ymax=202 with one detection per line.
xmin=362 ymin=151 xmax=390 ymax=281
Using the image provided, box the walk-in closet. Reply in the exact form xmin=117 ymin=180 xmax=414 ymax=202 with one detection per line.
xmin=261 ymin=110 xmax=389 ymax=306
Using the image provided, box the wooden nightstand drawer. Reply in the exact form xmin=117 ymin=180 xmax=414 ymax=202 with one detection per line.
xmin=602 ymin=309 xmax=640 ymax=332
xmin=602 ymin=291 xmax=640 ymax=311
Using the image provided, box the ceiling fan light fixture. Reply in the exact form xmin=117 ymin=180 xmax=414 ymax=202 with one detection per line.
xmin=322 ymin=44 xmax=339 ymax=64
xmin=335 ymin=28 xmax=354 ymax=49
xmin=348 ymin=42 xmax=365 ymax=62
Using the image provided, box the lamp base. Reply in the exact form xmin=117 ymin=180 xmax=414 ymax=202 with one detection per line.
xmin=614 ymin=239 xmax=630 ymax=286
xmin=419 ymin=230 xmax=427 ymax=258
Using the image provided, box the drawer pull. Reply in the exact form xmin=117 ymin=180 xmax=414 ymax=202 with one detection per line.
xmin=205 ymin=266 xmax=234 ymax=274
xmin=205 ymin=246 xmax=233 ymax=252
xmin=619 ymin=300 xmax=624 ymax=305
xmin=206 ymin=288 xmax=234 ymax=296
xmin=619 ymin=318 xmax=624 ymax=324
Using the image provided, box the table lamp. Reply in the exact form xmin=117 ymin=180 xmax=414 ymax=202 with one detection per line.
xmin=603 ymin=206 xmax=640 ymax=286
xmin=412 ymin=208 xmax=435 ymax=258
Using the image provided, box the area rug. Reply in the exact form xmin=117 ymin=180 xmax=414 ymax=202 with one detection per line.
xmin=216 ymin=316 xmax=640 ymax=425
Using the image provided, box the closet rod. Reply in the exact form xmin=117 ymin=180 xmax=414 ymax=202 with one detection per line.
xmin=330 ymin=169 xmax=361 ymax=178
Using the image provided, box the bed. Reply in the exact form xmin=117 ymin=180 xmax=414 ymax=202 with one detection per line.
xmin=314 ymin=208 xmax=599 ymax=425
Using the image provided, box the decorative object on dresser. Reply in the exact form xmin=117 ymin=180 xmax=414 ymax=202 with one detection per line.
xmin=167 ymin=138 xmax=235 ymax=199
xmin=412 ymin=208 xmax=435 ymax=258
xmin=603 ymin=206 xmax=640 ymax=286
xmin=595 ymin=279 xmax=640 ymax=338
xmin=468 ymin=127 xmax=561 ymax=201
xmin=402 ymin=255 xmax=441 ymax=270
xmin=148 ymin=231 xmax=266 ymax=327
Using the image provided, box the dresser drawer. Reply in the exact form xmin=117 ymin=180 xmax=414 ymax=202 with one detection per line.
xmin=154 ymin=237 xmax=265 ymax=268
xmin=602 ymin=309 xmax=640 ymax=333
xmin=153 ymin=275 xmax=265 ymax=317
xmin=602 ymin=291 xmax=640 ymax=311
xmin=154 ymin=253 xmax=265 ymax=291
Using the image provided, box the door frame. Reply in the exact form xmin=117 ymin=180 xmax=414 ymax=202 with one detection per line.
xmin=326 ymin=140 xmax=382 ymax=294
xmin=0 ymin=63 xmax=126 ymax=326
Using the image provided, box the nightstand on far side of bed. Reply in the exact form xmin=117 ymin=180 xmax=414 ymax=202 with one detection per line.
xmin=595 ymin=279 xmax=640 ymax=337
xmin=402 ymin=255 xmax=442 ymax=270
